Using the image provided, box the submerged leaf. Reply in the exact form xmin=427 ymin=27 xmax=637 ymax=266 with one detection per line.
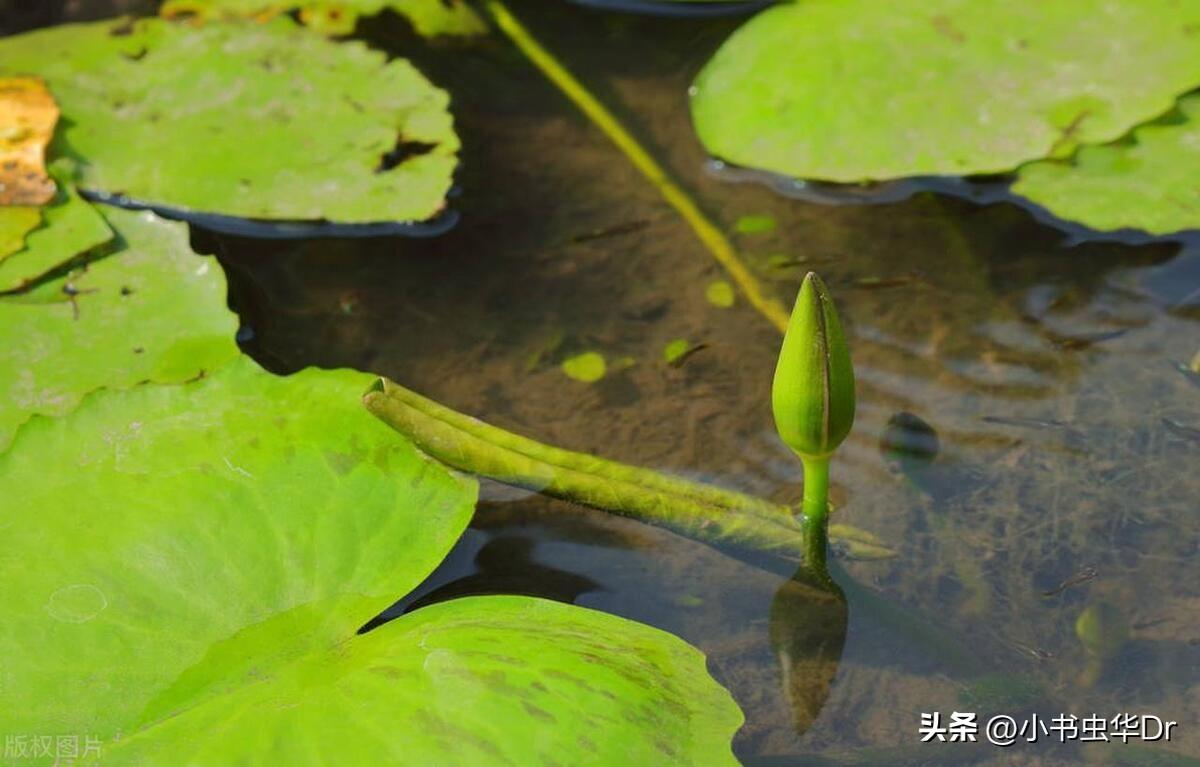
xmin=562 ymin=351 xmax=607 ymax=382
xmin=706 ymin=279 xmax=735 ymax=308
xmin=0 ymin=76 xmax=57 ymax=206
xmin=0 ymin=207 xmax=237 ymax=450
xmin=0 ymin=358 xmax=742 ymax=764
xmin=0 ymin=17 xmax=459 ymax=224
xmin=1013 ymin=94 xmax=1200 ymax=234
xmin=161 ymin=0 xmax=487 ymax=38
xmin=691 ymin=0 xmax=1200 ymax=181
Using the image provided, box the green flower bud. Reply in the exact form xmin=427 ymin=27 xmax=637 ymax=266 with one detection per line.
xmin=772 ymin=272 xmax=856 ymax=460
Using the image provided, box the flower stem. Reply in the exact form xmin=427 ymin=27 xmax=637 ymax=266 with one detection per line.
xmin=801 ymin=455 xmax=831 ymax=578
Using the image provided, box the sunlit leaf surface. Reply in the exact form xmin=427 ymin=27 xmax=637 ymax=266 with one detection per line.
xmin=0 ymin=207 xmax=236 ymax=450
xmin=161 ymin=0 xmax=487 ymax=37
xmin=1013 ymin=95 xmax=1200 ymax=235
xmin=0 ymin=357 xmax=742 ymax=765
xmin=0 ymin=163 xmax=113 ymax=292
xmin=0 ymin=17 xmax=459 ymax=223
xmin=691 ymin=0 xmax=1200 ymax=181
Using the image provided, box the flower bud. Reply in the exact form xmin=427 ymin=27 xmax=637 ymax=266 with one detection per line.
xmin=772 ymin=272 xmax=856 ymax=460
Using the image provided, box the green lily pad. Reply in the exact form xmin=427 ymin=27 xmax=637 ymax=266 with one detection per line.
xmin=0 ymin=206 xmax=42 ymax=261
xmin=690 ymin=0 xmax=1200 ymax=181
xmin=0 ymin=17 xmax=459 ymax=224
xmin=1013 ymin=95 xmax=1200 ymax=234
xmin=0 ymin=358 xmax=742 ymax=764
xmin=161 ymin=0 xmax=487 ymax=38
xmin=0 ymin=207 xmax=238 ymax=451
xmin=0 ymin=166 xmax=112 ymax=293
xmin=562 ymin=351 xmax=607 ymax=382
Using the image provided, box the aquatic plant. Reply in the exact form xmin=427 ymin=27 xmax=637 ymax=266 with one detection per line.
xmin=772 ymin=272 xmax=855 ymax=574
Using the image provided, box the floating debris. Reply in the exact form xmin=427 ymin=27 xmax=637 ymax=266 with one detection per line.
xmin=1162 ymin=417 xmax=1200 ymax=445
xmin=1051 ymin=328 xmax=1129 ymax=351
xmin=1171 ymin=359 xmax=1200 ymax=389
xmin=847 ymin=272 xmax=929 ymax=290
xmin=1043 ymin=565 xmax=1098 ymax=597
xmin=982 ymin=415 xmax=1071 ymax=431
xmin=570 ymin=218 xmax=650 ymax=243
xmin=663 ymin=338 xmax=708 ymax=367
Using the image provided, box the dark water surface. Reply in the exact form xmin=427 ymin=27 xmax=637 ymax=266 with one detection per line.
xmin=18 ymin=1 xmax=1200 ymax=764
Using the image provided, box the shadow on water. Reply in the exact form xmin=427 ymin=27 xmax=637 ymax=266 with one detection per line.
xmin=31 ymin=0 xmax=1200 ymax=762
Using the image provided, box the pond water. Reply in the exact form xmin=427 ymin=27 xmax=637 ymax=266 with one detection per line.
xmin=22 ymin=1 xmax=1200 ymax=763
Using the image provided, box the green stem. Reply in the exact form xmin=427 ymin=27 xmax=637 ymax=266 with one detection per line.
xmin=801 ymin=456 xmax=831 ymax=576
xmin=365 ymin=377 xmax=835 ymax=562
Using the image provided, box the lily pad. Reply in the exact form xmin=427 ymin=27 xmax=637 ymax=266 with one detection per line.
xmin=1012 ymin=95 xmax=1200 ymax=234
xmin=161 ymin=0 xmax=487 ymax=38
xmin=0 ymin=207 xmax=238 ymax=451
xmin=690 ymin=0 xmax=1200 ymax=181
xmin=0 ymin=17 xmax=459 ymax=224
xmin=0 ymin=357 xmax=743 ymax=764
xmin=0 ymin=206 xmax=42 ymax=260
xmin=0 ymin=164 xmax=113 ymax=292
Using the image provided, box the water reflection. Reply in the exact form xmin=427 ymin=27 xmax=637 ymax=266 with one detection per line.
xmin=769 ymin=565 xmax=847 ymax=735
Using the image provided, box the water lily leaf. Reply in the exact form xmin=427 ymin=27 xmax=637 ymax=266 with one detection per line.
xmin=690 ymin=0 xmax=1200 ymax=181
xmin=0 ymin=207 xmax=237 ymax=451
xmin=0 ymin=358 xmax=742 ymax=764
xmin=1012 ymin=95 xmax=1200 ymax=235
xmin=0 ymin=76 xmax=57 ymax=206
xmin=0 ymin=164 xmax=113 ymax=292
xmin=0 ymin=206 xmax=42 ymax=260
xmin=0 ymin=17 xmax=459 ymax=224
xmin=161 ymin=0 xmax=486 ymax=38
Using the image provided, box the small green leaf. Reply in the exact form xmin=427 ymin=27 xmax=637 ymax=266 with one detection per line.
xmin=735 ymin=214 xmax=776 ymax=235
xmin=705 ymin=280 xmax=735 ymax=308
xmin=663 ymin=338 xmax=691 ymax=364
xmin=561 ymin=351 xmax=607 ymax=382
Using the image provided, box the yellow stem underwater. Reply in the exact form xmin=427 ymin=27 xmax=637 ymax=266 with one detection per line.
xmin=481 ymin=0 xmax=790 ymax=334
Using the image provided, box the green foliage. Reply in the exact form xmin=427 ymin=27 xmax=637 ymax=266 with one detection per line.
xmin=691 ymin=0 xmax=1200 ymax=181
xmin=0 ymin=163 xmax=112 ymax=292
xmin=0 ymin=207 xmax=238 ymax=451
xmin=161 ymin=0 xmax=487 ymax=38
xmin=0 ymin=205 xmax=41 ymax=260
xmin=0 ymin=355 xmax=743 ymax=764
xmin=1013 ymin=95 xmax=1200 ymax=234
xmin=0 ymin=17 xmax=459 ymax=224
